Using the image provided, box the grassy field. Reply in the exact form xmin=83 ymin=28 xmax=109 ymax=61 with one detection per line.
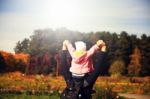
xmin=0 ymin=94 xmax=60 ymax=99
xmin=0 ymin=72 xmax=150 ymax=98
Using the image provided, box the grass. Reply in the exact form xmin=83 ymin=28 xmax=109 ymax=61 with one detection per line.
xmin=0 ymin=72 xmax=150 ymax=99
xmin=0 ymin=94 xmax=60 ymax=99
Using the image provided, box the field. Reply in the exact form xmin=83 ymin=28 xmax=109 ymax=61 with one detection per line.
xmin=0 ymin=72 xmax=150 ymax=99
xmin=0 ymin=94 xmax=60 ymax=99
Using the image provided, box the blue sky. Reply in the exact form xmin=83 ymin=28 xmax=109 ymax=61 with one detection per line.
xmin=0 ymin=0 xmax=150 ymax=53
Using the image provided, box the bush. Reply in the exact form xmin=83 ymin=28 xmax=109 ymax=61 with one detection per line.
xmin=109 ymin=60 xmax=126 ymax=78
xmin=0 ymin=51 xmax=29 ymax=73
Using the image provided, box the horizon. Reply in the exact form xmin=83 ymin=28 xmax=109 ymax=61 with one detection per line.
xmin=0 ymin=0 xmax=150 ymax=53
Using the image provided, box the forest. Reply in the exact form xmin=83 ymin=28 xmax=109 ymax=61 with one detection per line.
xmin=0 ymin=28 xmax=150 ymax=77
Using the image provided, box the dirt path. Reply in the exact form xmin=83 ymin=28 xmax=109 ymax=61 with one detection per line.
xmin=119 ymin=93 xmax=150 ymax=99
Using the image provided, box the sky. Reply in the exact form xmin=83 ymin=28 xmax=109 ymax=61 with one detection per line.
xmin=0 ymin=0 xmax=150 ymax=53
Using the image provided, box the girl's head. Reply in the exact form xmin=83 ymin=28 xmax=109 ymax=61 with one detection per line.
xmin=75 ymin=41 xmax=86 ymax=51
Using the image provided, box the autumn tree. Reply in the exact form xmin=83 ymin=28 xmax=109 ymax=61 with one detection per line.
xmin=128 ymin=47 xmax=142 ymax=76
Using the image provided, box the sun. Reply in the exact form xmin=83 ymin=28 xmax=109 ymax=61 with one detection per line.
xmin=47 ymin=0 xmax=81 ymax=25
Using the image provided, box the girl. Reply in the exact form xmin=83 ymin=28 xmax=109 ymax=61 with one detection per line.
xmin=61 ymin=40 xmax=106 ymax=99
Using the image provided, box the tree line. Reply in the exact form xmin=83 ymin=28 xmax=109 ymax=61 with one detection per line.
xmin=0 ymin=28 xmax=150 ymax=76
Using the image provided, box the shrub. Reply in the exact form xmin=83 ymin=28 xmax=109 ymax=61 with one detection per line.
xmin=109 ymin=60 xmax=126 ymax=78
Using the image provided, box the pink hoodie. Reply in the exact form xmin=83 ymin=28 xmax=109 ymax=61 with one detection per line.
xmin=66 ymin=43 xmax=99 ymax=75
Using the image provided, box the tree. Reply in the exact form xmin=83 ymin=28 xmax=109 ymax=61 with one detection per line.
xmin=109 ymin=59 xmax=126 ymax=77
xmin=129 ymin=34 xmax=138 ymax=49
xmin=14 ymin=41 xmax=22 ymax=53
xmin=54 ymin=53 xmax=61 ymax=76
xmin=107 ymin=33 xmax=119 ymax=61
xmin=117 ymin=31 xmax=132 ymax=65
xmin=139 ymin=34 xmax=150 ymax=76
xmin=14 ymin=53 xmax=29 ymax=73
xmin=128 ymin=47 xmax=142 ymax=76
xmin=14 ymin=38 xmax=30 ymax=54
xmin=13 ymin=27 xmax=150 ymax=76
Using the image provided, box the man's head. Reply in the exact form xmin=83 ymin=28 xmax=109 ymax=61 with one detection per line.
xmin=75 ymin=41 xmax=86 ymax=51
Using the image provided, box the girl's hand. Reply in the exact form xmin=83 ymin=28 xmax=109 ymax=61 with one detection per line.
xmin=63 ymin=40 xmax=70 ymax=45
xmin=62 ymin=40 xmax=69 ymax=50
xmin=96 ymin=40 xmax=106 ymax=52
xmin=96 ymin=40 xmax=105 ymax=47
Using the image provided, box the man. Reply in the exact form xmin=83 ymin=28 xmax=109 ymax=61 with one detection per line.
xmin=60 ymin=40 xmax=107 ymax=99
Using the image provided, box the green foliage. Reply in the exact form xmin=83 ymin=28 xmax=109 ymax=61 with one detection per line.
xmin=14 ymin=38 xmax=30 ymax=54
xmin=139 ymin=34 xmax=150 ymax=76
xmin=109 ymin=60 xmax=126 ymax=77
xmin=28 ymin=28 xmax=83 ymax=55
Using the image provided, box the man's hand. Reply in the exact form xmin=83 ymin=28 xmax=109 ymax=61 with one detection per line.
xmin=101 ymin=45 xmax=106 ymax=52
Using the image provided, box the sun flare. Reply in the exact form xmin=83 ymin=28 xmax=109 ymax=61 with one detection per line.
xmin=47 ymin=0 xmax=81 ymax=25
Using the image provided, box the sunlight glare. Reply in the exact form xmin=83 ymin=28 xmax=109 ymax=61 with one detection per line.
xmin=48 ymin=0 xmax=81 ymax=25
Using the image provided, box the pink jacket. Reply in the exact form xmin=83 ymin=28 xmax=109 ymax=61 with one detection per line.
xmin=66 ymin=43 xmax=99 ymax=75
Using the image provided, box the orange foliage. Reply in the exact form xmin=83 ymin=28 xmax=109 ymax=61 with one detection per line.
xmin=0 ymin=50 xmax=29 ymax=64
xmin=128 ymin=47 xmax=142 ymax=76
xmin=0 ymin=51 xmax=15 ymax=71
xmin=0 ymin=50 xmax=30 ymax=72
xmin=14 ymin=53 xmax=29 ymax=64
xmin=0 ymin=50 xmax=29 ymax=58
xmin=0 ymin=50 xmax=13 ymax=62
